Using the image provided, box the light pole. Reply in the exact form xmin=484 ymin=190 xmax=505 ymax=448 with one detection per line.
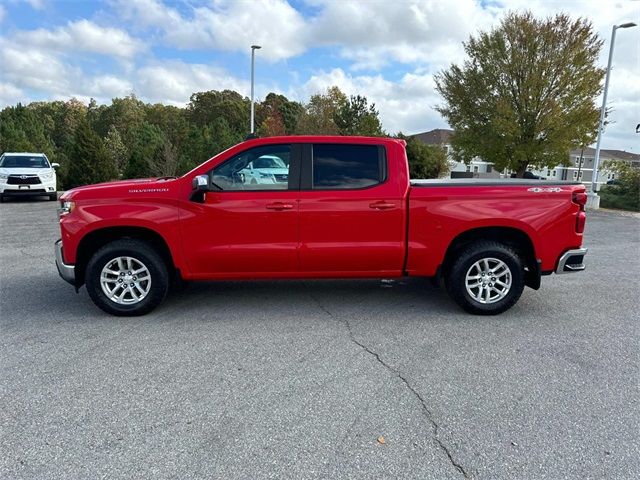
xmin=590 ymin=22 xmax=637 ymax=202
xmin=250 ymin=45 xmax=261 ymax=135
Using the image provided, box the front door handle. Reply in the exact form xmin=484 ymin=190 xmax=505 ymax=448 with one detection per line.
xmin=266 ymin=202 xmax=294 ymax=211
xmin=369 ymin=201 xmax=396 ymax=210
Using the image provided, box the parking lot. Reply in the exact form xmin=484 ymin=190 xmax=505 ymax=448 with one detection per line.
xmin=1 ymin=198 xmax=638 ymax=479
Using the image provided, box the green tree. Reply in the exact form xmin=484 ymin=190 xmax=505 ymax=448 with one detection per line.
xmin=188 ymin=90 xmax=249 ymax=134
xmin=66 ymin=121 xmax=117 ymax=188
xmin=397 ymin=133 xmax=449 ymax=179
xmin=435 ymin=12 xmax=604 ymax=176
xmin=0 ymin=104 xmax=55 ymax=156
xmin=124 ymin=122 xmax=165 ymax=178
xmin=104 ymin=125 xmax=129 ymax=174
xmin=335 ymin=95 xmax=384 ymax=136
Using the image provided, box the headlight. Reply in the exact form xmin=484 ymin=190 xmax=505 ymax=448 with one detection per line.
xmin=58 ymin=201 xmax=75 ymax=218
xmin=40 ymin=171 xmax=54 ymax=180
xmin=0 ymin=173 xmax=8 ymax=181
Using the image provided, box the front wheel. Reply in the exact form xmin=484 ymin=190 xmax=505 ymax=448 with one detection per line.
xmin=85 ymin=239 xmax=169 ymax=316
xmin=446 ymin=241 xmax=525 ymax=315
xmin=49 ymin=193 xmax=58 ymax=201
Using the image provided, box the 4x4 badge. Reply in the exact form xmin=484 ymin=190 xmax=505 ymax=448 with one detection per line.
xmin=527 ymin=187 xmax=565 ymax=193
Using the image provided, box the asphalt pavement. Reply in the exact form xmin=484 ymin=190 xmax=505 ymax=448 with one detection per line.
xmin=1 ymin=197 xmax=638 ymax=479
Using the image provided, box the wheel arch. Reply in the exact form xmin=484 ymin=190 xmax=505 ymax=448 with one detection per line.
xmin=440 ymin=226 xmax=541 ymax=290
xmin=75 ymin=226 xmax=176 ymax=287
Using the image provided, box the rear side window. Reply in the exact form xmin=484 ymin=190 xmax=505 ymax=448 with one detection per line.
xmin=312 ymin=144 xmax=385 ymax=190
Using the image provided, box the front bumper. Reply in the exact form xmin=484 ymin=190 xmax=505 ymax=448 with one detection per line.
xmin=556 ymin=248 xmax=588 ymax=274
xmin=55 ymin=239 xmax=75 ymax=285
xmin=1 ymin=180 xmax=56 ymax=195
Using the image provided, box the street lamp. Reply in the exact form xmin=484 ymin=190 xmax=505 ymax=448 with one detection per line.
xmin=590 ymin=21 xmax=637 ymax=202
xmin=250 ymin=45 xmax=261 ymax=135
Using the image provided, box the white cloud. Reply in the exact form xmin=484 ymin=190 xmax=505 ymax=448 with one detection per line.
xmin=136 ymin=61 xmax=249 ymax=105
xmin=24 ymin=0 xmax=46 ymax=10
xmin=114 ymin=0 xmax=307 ymax=61
xmin=0 ymin=39 xmax=76 ymax=95
xmin=0 ymin=82 xmax=26 ymax=106
xmin=296 ymin=68 xmax=445 ymax=135
xmin=13 ymin=19 xmax=146 ymax=59
xmin=309 ymin=0 xmax=496 ymax=71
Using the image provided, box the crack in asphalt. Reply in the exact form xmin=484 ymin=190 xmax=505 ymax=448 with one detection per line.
xmin=309 ymin=292 xmax=471 ymax=479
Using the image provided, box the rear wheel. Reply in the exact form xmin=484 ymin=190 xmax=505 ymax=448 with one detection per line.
xmin=446 ymin=241 xmax=524 ymax=315
xmin=85 ymin=239 xmax=169 ymax=316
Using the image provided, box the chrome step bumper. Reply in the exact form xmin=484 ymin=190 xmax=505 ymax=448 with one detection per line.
xmin=556 ymin=248 xmax=588 ymax=274
xmin=55 ymin=239 xmax=75 ymax=285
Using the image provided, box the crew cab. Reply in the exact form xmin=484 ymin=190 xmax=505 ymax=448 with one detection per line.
xmin=55 ymin=136 xmax=587 ymax=316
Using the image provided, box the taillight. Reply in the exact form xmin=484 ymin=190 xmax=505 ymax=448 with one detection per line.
xmin=572 ymin=191 xmax=587 ymax=233
xmin=572 ymin=191 xmax=587 ymax=210
xmin=576 ymin=211 xmax=586 ymax=233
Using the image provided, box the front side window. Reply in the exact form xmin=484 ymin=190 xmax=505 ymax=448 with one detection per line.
xmin=211 ymin=145 xmax=291 ymax=191
xmin=312 ymin=144 xmax=384 ymax=190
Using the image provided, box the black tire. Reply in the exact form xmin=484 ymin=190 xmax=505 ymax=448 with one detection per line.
xmin=85 ymin=239 xmax=169 ymax=316
xmin=0 ymin=194 xmax=4 ymax=203
xmin=49 ymin=193 xmax=58 ymax=201
xmin=445 ymin=241 xmax=525 ymax=315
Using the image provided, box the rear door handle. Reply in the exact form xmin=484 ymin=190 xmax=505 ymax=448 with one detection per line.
xmin=369 ymin=201 xmax=396 ymax=210
xmin=266 ymin=202 xmax=294 ymax=211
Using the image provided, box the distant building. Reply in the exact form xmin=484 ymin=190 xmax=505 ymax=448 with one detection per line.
xmin=530 ymin=148 xmax=640 ymax=190
xmin=412 ymin=129 xmax=640 ymax=188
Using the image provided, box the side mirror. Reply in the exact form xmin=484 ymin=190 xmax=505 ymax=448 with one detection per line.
xmin=192 ymin=174 xmax=209 ymax=191
xmin=51 ymin=163 xmax=60 ymax=169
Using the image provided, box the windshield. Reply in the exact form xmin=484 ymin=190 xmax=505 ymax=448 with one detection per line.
xmin=253 ymin=157 xmax=286 ymax=169
xmin=0 ymin=155 xmax=50 ymax=168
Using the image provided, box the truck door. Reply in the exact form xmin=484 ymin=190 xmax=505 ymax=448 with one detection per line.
xmin=297 ymin=142 xmax=406 ymax=275
xmin=180 ymin=144 xmax=300 ymax=276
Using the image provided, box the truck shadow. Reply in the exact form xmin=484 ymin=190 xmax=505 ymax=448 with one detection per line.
xmin=1 ymin=276 xmax=459 ymax=325
xmin=160 ymin=277 xmax=458 ymax=320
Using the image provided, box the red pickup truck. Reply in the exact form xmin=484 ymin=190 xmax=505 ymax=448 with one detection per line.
xmin=55 ymin=136 xmax=587 ymax=316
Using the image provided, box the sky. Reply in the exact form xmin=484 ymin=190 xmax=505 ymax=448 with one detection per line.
xmin=0 ymin=0 xmax=638 ymax=151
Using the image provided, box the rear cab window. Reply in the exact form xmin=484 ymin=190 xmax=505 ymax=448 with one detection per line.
xmin=311 ymin=144 xmax=386 ymax=190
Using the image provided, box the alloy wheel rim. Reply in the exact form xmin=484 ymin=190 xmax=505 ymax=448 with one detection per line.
xmin=465 ymin=257 xmax=512 ymax=304
xmin=100 ymin=256 xmax=151 ymax=305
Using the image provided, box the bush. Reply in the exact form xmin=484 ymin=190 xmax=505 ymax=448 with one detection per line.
xmin=599 ymin=161 xmax=640 ymax=212
xmin=396 ymin=133 xmax=449 ymax=179
xmin=600 ymin=187 xmax=640 ymax=211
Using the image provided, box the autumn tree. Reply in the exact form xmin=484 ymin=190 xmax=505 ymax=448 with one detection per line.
xmin=257 ymin=93 xmax=303 ymax=137
xmin=435 ymin=12 xmax=604 ymax=176
xmin=296 ymin=86 xmax=347 ymax=135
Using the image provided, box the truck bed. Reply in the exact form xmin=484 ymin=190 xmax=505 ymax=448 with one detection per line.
xmin=410 ymin=179 xmax=582 ymax=187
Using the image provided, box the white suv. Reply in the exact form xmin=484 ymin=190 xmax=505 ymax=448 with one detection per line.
xmin=0 ymin=152 xmax=59 ymax=202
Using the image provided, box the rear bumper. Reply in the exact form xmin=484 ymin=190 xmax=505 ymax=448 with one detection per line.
xmin=556 ymin=248 xmax=587 ymax=274
xmin=55 ymin=239 xmax=75 ymax=285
